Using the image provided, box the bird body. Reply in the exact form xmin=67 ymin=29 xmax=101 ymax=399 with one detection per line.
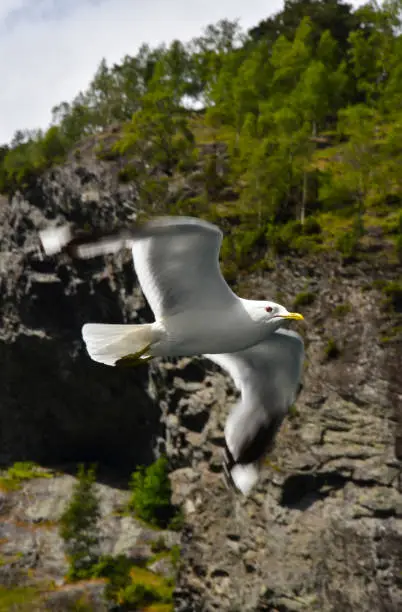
xmin=39 ymin=215 xmax=305 ymax=496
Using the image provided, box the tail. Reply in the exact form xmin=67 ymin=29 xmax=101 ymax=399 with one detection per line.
xmin=82 ymin=323 xmax=155 ymax=367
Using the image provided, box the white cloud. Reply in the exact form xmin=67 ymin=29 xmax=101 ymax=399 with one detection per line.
xmin=0 ymin=0 xmax=369 ymax=144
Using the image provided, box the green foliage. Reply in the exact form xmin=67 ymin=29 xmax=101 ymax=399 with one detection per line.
xmin=129 ymin=456 xmax=180 ymax=529
xmin=89 ymin=554 xmax=174 ymax=609
xmin=0 ymin=126 xmax=69 ymax=193
xmin=0 ymin=461 xmax=54 ymax=491
xmin=288 ymin=404 xmax=300 ymax=420
xmin=116 ymin=566 xmax=173 ymax=609
xmin=333 ymin=303 xmax=352 ymax=318
xmin=335 ymin=211 xmax=365 ymax=260
xmin=111 ymin=81 xmax=195 ymax=211
xmin=169 ymin=545 xmax=181 ymax=570
xmin=324 ymin=337 xmax=341 ymax=360
xmin=150 ymin=536 xmax=168 ymax=554
xmin=380 ymin=280 xmax=402 ymax=313
xmin=202 ymin=152 xmax=228 ymax=198
xmin=57 ymin=462 xmax=180 ymax=609
xmin=1 ymin=0 xmax=402 ymax=267
xmin=231 ymin=226 xmax=266 ymax=268
xmin=69 ymin=595 xmax=94 ymax=612
xmin=303 ymin=216 xmax=322 ymax=235
xmin=59 ymin=464 xmax=101 ymax=581
xmin=0 ymin=586 xmax=41 ymax=612
xmin=293 ymin=291 xmax=316 ymax=308
xmin=267 ymin=220 xmax=323 ymax=256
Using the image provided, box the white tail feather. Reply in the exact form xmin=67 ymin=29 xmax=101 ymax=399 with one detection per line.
xmin=230 ymin=463 xmax=260 ymax=496
xmin=82 ymin=323 xmax=154 ymax=367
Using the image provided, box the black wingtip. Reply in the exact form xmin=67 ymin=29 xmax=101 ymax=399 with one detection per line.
xmin=222 ymin=444 xmax=237 ymax=491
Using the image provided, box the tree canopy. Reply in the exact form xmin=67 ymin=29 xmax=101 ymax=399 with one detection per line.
xmin=1 ymin=0 xmax=401 ymax=267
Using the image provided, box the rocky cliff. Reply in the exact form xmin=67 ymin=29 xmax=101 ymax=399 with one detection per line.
xmin=0 ymin=150 xmax=401 ymax=611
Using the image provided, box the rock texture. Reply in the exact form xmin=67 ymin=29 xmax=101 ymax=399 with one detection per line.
xmin=0 ymin=471 xmax=180 ymax=610
xmin=0 ymin=152 xmax=401 ymax=611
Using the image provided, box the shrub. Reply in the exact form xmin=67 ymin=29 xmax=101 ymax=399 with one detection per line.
xmin=336 ymin=230 xmax=358 ymax=259
xmin=396 ymin=233 xmax=402 ymax=263
xmin=234 ymin=227 xmax=266 ymax=267
xmin=267 ymin=220 xmax=302 ymax=255
xmin=336 ymin=215 xmax=364 ymax=261
xmin=333 ymin=303 xmax=352 ymax=317
xmin=91 ymin=554 xmax=134 ymax=603
xmin=202 ymin=152 xmax=227 ymax=198
xmin=95 ymin=142 xmax=120 ymax=161
xmin=59 ymin=464 xmax=101 ymax=581
xmin=381 ymin=280 xmax=402 ymax=313
xmin=151 ymin=537 xmax=168 ymax=554
xmin=303 ymin=216 xmax=322 ymax=235
xmin=119 ymin=567 xmax=173 ymax=609
xmin=129 ymin=456 xmax=177 ymax=529
xmin=288 ymin=404 xmax=300 ymax=419
xmin=324 ymin=338 xmax=341 ymax=360
xmin=0 ymin=586 xmax=41 ymax=611
xmin=293 ymin=291 xmax=316 ymax=308
xmin=267 ymin=220 xmax=322 ymax=256
xmin=0 ymin=461 xmax=54 ymax=491
xmin=91 ymin=555 xmax=174 ymax=609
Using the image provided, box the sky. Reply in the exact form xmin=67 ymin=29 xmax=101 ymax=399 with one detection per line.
xmin=1 ymin=0 xmax=369 ymax=145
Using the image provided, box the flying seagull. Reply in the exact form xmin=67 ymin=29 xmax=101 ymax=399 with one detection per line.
xmin=39 ymin=215 xmax=304 ymax=495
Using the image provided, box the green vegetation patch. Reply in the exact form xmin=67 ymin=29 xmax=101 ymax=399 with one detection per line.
xmin=0 ymin=586 xmax=42 ymax=612
xmin=0 ymin=461 xmax=55 ymax=492
xmin=87 ymin=555 xmax=174 ymax=609
xmin=332 ymin=303 xmax=352 ymax=317
xmin=59 ymin=461 xmax=181 ymax=610
xmin=293 ymin=291 xmax=316 ymax=308
xmin=324 ymin=338 xmax=341 ymax=361
xmin=2 ymin=0 xmax=402 ymax=272
xmin=380 ymin=280 xmax=402 ymax=313
xmin=129 ymin=456 xmax=183 ymax=530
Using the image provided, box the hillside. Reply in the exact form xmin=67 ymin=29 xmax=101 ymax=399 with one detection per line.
xmin=1 ymin=0 xmax=402 ymax=271
xmin=0 ymin=1 xmax=401 ymax=610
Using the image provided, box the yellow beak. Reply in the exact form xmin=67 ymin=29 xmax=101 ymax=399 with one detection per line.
xmin=282 ymin=312 xmax=304 ymax=321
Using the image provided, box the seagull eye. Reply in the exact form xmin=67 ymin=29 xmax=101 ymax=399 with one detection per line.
xmin=265 ymin=306 xmax=273 ymax=313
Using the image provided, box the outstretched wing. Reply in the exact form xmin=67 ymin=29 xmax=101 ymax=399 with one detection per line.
xmin=205 ymin=328 xmax=304 ymax=468
xmin=39 ymin=216 xmax=238 ymax=320
xmin=130 ymin=216 xmax=238 ymax=320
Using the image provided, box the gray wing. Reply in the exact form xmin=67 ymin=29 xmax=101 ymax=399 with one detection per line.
xmin=204 ymin=328 xmax=304 ymax=465
xmin=39 ymin=216 xmax=238 ymax=320
xmin=130 ymin=216 xmax=238 ymax=319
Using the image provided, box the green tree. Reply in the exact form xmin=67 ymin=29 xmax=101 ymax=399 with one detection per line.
xmin=40 ymin=125 xmax=68 ymax=163
xmin=189 ymin=19 xmax=244 ymax=103
xmin=249 ymin=0 xmax=361 ymax=57
xmin=129 ymin=456 xmax=175 ymax=528
xmin=59 ymin=464 xmax=101 ymax=580
xmin=113 ymin=78 xmax=195 ymax=211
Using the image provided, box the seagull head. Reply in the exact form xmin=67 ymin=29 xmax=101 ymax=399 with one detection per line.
xmin=246 ymin=300 xmax=304 ymax=331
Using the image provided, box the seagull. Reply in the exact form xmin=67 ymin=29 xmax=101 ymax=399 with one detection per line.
xmin=39 ymin=215 xmax=304 ymax=495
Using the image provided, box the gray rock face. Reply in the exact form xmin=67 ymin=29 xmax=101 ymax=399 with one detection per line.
xmin=0 ymin=155 xmax=401 ymax=611
xmin=167 ymin=270 xmax=402 ymax=612
xmin=0 ymin=181 xmax=161 ymax=472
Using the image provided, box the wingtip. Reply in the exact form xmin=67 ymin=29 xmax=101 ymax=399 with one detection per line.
xmin=39 ymin=224 xmax=73 ymax=256
xmin=230 ymin=463 xmax=260 ymax=496
xmin=222 ymin=445 xmax=259 ymax=496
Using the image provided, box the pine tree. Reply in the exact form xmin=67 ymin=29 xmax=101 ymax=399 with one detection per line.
xmin=59 ymin=464 xmax=101 ymax=580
